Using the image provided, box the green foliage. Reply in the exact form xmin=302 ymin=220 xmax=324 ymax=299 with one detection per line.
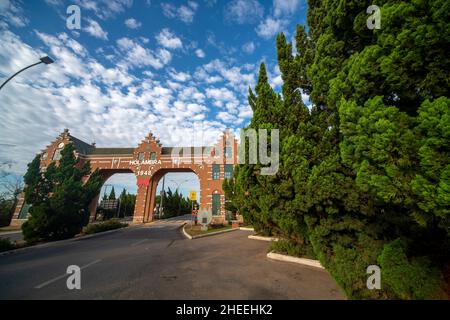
xmin=0 ymin=197 xmax=16 ymax=227
xmin=230 ymin=0 xmax=450 ymax=299
xmin=22 ymin=144 xmax=103 ymax=242
xmin=222 ymin=178 xmax=238 ymax=214
xmin=412 ymin=97 xmax=450 ymax=233
xmin=82 ymin=219 xmax=128 ymax=235
xmin=0 ymin=238 xmax=15 ymax=253
xmin=108 ymin=187 xmax=116 ymax=200
xmin=379 ymin=239 xmax=446 ymax=299
xmin=119 ymin=188 xmax=136 ymax=217
xmin=269 ymin=239 xmax=316 ymax=260
xmin=158 ymin=188 xmax=194 ymax=218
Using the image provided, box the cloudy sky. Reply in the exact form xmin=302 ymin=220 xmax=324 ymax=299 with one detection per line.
xmin=0 ymin=0 xmax=307 ymax=196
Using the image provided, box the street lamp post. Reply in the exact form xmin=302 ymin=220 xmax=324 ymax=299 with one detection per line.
xmin=0 ymin=56 xmax=54 ymax=91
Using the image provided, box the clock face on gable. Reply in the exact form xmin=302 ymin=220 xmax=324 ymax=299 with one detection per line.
xmin=57 ymin=142 xmax=65 ymax=149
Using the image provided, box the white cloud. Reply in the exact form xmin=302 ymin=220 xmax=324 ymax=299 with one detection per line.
xmin=269 ymin=65 xmax=283 ymax=89
xmin=116 ymin=37 xmax=171 ymax=69
xmin=75 ymin=0 xmax=133 ymax=19
xmin=161 ymin=1 xmax=198 ymax=24
xmin=206 ymin=87 xmax=238 ymax=108
xmin=217 ymin=111 xmax=236 ymax=123
xmin=169 ymin=69 xmax=191 ymax=82
xmin=44 ymin=0 xmax=63 ymax=6
xmin=85 ymin=19 xmax=108 ymax=40
xmin=273 ymin=0 xmax=302 ymax=17
xmin=255 ymin=17 xmax=287 ymax=39
xmin=124 ymin=18 xmax=142 ymax=29
xmin=195 ymin=48 xmax=205 ymax=58
xmin=0 ymin=0 xmax=28 ymax=27
xmin=0 ymin=25 xmax=254 ymax=183
xmin=195 ymin=59 xmax=256 ymax=96
xmin=178 ymin=86 xmax=205 ymax=103
xmin=155 ymin=28 xmax=183 ymax=49
xmin=242 ymin=41 xmax=255 ymax=54
xmin=224 ymin=0 xmax=264 ymax=24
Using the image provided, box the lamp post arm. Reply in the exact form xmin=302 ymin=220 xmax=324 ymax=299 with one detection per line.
xmin=0 ymin=61 xmax=43 ymax=91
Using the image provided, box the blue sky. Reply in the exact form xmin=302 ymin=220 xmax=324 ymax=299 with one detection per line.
xmin=0 ymin=0 xmax=308 ymax=197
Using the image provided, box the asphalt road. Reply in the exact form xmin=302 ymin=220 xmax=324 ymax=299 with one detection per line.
xmin=0 ymin=216 xmax=345 ymax=300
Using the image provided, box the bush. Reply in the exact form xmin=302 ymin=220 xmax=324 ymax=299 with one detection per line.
xmin=269 ymin=239 xmax=316 ymax=259
xmin=82 ymin=219 xmax=128 ymax=235
xmin=0 ymin=198 xmax=15 ymax=227
xmin=22 ymin=145 xmax=103 ymax=243
xmin=378 ymin=239 xmax=447 ymax=300
xmin=0 ymin=238 xmax=15 ymax=252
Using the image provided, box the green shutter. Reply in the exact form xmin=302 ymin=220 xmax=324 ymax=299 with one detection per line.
xmin=224 ymin=164 xmax=233 ymax=179
xmin=212 ymin=194 xmax=221 ymax=216
xmin=212 ymin=164 xmax=220 ymax=180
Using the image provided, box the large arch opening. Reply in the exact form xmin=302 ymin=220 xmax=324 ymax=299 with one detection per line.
xmin=150 ymin=169 xmax=200 ymax=220
xmin=91 ymin=170 xmax=137 ymax=221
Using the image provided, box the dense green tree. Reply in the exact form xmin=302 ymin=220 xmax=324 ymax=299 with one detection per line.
xmin=232 ymin=0 xmax=450 ymax=299
xmin=119 ymin=188 xmax=136 ymax=217
xmin=222 ymin=178 xmax=238 ymax=214
xmin=158 ymin=188 xmax=194 ymax=218
xmin=108 ymin=187 xmax=116 ymax=200
xmin=22 ymin=144 xmax=103 ymax=242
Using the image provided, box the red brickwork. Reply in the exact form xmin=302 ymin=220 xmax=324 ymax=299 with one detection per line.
xmin=10 ymin=129 xmax=238 ymax=225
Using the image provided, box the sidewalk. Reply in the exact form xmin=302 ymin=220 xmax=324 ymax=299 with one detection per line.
xmin=0 ymin=230 xmax=23 ymax=242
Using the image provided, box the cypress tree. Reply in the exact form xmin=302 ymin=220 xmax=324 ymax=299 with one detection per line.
xmin=22 ymin=144 xmax=102 ymax=242
xmin=232 ymin=0 xmax=450 ymax=299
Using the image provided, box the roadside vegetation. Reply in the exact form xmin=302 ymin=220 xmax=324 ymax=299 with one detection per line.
xmin=0 ymin=238 xmax=15 ymax=253
xmin=155 ymin=189 xmax=197 ymax=219
xmin=82 ymin=219 xmax=128 ymax=235
xmin=22 ymin=144 xmax=103 ymax=243
xmin=96 ymin=187 xmax=136 ymax=220
xmin=269 ymin=239 xmax=316 ymax=260
xmin=225 ymin=0 xmax=449 ymax=299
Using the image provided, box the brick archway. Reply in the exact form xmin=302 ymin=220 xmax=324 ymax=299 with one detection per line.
xmin=137 ymin=168 xmax=202 ymax=224
xmin=11 ymin=128 xmax=238 ymax=225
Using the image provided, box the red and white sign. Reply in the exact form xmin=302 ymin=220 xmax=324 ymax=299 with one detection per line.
xmin=137 ymin=178 xmax=150 ymax=187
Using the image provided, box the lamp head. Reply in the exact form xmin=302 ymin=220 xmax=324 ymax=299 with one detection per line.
xmin=40 ymin=56 xmax=54 ymax=65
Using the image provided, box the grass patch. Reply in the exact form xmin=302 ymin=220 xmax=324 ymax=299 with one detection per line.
xmin=185 ymin=224 xmax=232 ymax=237
xmin=82 ymin=219 xmax=128 ymax=235
xmin=269 ymin=239 xmax=317 ymax=260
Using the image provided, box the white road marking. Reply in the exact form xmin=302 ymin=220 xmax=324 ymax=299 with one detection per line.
xmin=34 ymin=259 xmax=102 ymax=289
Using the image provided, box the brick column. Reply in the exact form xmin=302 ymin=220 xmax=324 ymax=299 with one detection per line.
xmin=133 ymin=181 xmax=148 ymax=224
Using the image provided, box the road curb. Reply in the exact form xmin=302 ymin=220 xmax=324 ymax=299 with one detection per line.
xmin=0 ymin=225 xmax=132 ymax=257
xmin=182 ymin=224 xmax=238 ymax=239
xmin=248 ymin=234 xmax=279 ymax=242
xmin=0 ymin=230 xmax=22 ymax=236
xmin=239 ymin=227 xmax=254 ymax=231
xmin=181 ymin=224 xmax=193 ymax=239
xmin=267 ymin=251 xmax=324 ymax=269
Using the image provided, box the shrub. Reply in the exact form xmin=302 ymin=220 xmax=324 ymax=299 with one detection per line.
xmin=378 ymin=239 xmax=447 ymax=300
xmin=0 ymin=238 xmax=15 ymax=253
xmin=22 ymin=145 xmax=103 ymax=243
xmin=269 ymin=239 xmax=316 ymax=259
xmin=82 ymin=219 xmax=128 ymax=235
